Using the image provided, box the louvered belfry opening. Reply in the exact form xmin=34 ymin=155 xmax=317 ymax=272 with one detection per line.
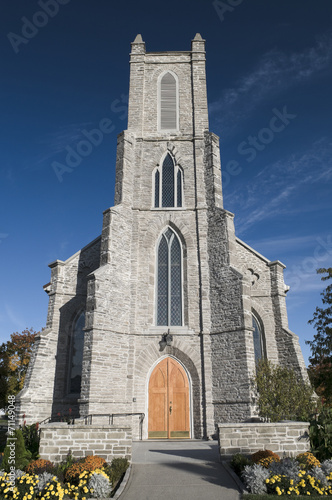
xmin=157 ymin=228 xmax=182 ymax=326
xmin=160 ymin=72 xmax=177 ymax=130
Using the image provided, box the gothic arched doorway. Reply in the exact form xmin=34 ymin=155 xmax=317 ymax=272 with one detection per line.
xmin=148 ymin=357 xmax=190 ymax=439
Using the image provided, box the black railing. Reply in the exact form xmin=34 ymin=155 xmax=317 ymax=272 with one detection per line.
xmin=39 ymin=415 xmax=75 ymax=425
xmin=39 ymin=412 xmax=145 ymax=440
xmin=82 ymin=413 xmax=145 ymax=440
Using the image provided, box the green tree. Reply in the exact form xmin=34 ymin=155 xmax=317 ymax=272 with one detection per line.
xmin=2 ymin=428 xmax=31 ymax=471
xmin=306 ymin=267 xmax=332 ymax=405
xmin=0 ymin=328 xmax=37 ymax=408
xmin=252 ymin=359 xmax=317 ymax=422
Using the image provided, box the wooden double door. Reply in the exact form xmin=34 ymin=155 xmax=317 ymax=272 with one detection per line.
xmin=148 ymin=357 xmax=190 ymax=439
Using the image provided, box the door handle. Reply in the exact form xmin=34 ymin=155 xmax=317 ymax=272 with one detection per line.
xmin=169 ymin=403 xmax=172 ymax=415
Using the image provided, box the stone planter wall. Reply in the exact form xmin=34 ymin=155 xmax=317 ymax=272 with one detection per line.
xmin=39 ymin=423 xmax=132 ymax=463
xmin=218 ymin=422 xmax=310 ymax=457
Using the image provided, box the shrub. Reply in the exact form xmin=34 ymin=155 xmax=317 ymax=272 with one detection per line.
xmin=296 ymin=451 xmax=321 ymax=469
xmin=269 ymin=456 xmax=301 ymax=482
xmin=266 ymin=468 xmax=332 ymax=496
xmin=38 ymin=473 xmax=64 ymax=498
xmin=37 ymin=471 xmax=56 ymax=492
xmin=265 ymin=473 xmax=293 ymax=496
xmin=230 ymin=453 xmax=252 ymax=476
xmin=251 ymin=449 xmax=280 ymax=464
xmin=311 ymin=465 xmax=329 ymax=487
xmin=54 ymin=450 xmax=77 ymax=482
xmin=242 ymin=463 xmax=269 ymax=494
xmin=243 ymin=457 xmax=332 ymax=496
xmin=309 ymin=406 xmax=332 ymax=461
xmin=25 ymin=458 xmax=54 ymax=475
xmin=0 ymin=471 xmax=38 ymax=499
xmin=252 ymin=359 xmax=317 ymax=422
xmin=257 ymin=455 xmax=280 ymax=468
xmin=321 ymin=458 xmax=332 ymax=475
xmin=1 ymin=428 xmax=31 ymax=472
xmin=88 ymin=469 xmax=112 ymax=498
xmin=21 ymin=422 xmax=40 ymax=459
xmin=64 ymin=454 xmax=106 ymax=484
xmin=108 ymin=457 xmax=129 ymax=485
xmin=64 ymin=468 xmax=112 ymax=499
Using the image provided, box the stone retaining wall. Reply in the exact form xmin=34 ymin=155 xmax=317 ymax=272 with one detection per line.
xmin=39 ymin=424 xmax=132 ymax=463
xmin=218 ymin=422 xmax=309 ymax=457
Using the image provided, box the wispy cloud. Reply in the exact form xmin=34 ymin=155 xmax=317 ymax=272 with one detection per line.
xmin=210 ymin=32 xmax=332 ymax=137
xmin=25 ymin=122 xmax=93 ymax=171
xmin=227 ymin=137 xmax=332 ymax=235
xmin=246 ymin=234 xmax=325 ymax=254
xmin=4 ymin=304 xmax=25 ymax=330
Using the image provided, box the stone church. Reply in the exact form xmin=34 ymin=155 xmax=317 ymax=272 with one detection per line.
xmin=18 ymin=34 xmax=307 ymax=440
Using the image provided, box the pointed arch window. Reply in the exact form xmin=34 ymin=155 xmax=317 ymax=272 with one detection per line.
xmin=159 ymin=72 xmax=178 ymax=131
xmin=157 ymin=228 xmax=182 ymax=326
xmin=154 ymin=153 xmax=183 ymax=208
xmin=252 ymin=314 xmax=265 ymax=362
xmin=68 ymin=312 xmax=85 ymax=394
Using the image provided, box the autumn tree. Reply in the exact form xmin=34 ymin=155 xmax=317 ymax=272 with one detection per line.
xmin=252 ymin=359 xmax=317 ymax=422
xmin=306 ymin=268 xmax=332 ymax=406
xmin=0 ymin=328 xmax=37 ymax=408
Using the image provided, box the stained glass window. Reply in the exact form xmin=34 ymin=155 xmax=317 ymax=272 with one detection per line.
xmin=162 ymin=154 xmax=175 ymax=207
xmin=177 ymin=169 xmax=182 ymax=208
xmin=157 ymin=229 xmax=182 ymax=326
xmin=154 ymin=154 xmax=183 ymax=208
xmin=69 ymin=312 xmax=85 ymax=394
xmin=157 ymin=237 xmax=168 ymax=326
xmin=252 ymin=315 xmax=264 ymax=362
xmin=154 ymin=170 xmax=160 ymax=208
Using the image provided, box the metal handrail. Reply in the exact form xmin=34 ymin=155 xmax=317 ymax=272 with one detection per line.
xmin=82 ymin=413 xmax=145 ymax=439
xmin=39 ymin=412 xmax=145 ymax=439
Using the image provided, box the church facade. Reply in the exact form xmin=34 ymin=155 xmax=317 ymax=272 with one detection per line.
xmin=18 ymin=34 xmax=307 ymax=439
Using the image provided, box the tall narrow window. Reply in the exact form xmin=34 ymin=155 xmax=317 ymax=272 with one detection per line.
xmin=252 ymin=314 xmax=265 ymax=362
xmin=160 ymin=72 xmax=177 ymax=130
xmin=157 ymin=228 xmax=182 ymax=326
xmin=154 ymin=153 xmax=183 ymax=208
xmin=69 ymin=312 xmax=85 ymax=394
xmin=162 ymin=154 xmax=175 ymax=207
xmin=154 ymin=169 xmax=160 ymax=208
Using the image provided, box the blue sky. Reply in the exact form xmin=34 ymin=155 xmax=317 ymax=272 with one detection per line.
xmin=1 ymin=0 xmax=331 ymax=366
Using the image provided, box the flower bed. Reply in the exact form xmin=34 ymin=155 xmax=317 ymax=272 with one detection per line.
xmin=231 ymin=450 xmax=332 ymax=496
xmin=0 ymin=455 xmax=129 ymax=499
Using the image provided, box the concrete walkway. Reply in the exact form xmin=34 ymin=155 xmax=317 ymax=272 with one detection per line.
xmin=119 ymin=440 xmax=241 ymax=500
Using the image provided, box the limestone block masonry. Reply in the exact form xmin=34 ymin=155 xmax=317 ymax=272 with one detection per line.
xmin=218 ymin=422 xmax=310 ymax=457
xmin=17 ymin=34 xmax=308 ymax=445
xmin=39 ymin=424 xmax=132 ymax=464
